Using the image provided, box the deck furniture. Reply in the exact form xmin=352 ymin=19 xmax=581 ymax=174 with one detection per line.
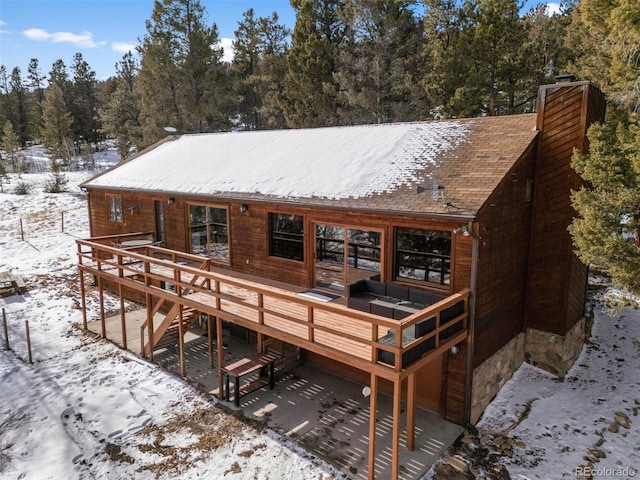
xmin=348 ymin=279 xmax=445 ymax=319
xmin=377 ymin=300 xmax=465 ymax=367
xmin=222 ymin=352 xmax=277 ymax=407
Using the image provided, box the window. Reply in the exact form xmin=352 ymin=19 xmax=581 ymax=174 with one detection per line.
xmin=270 ymin=213 xmax=304 ymax=261
xmin=108 ymin=195 xmax=123 ymax=222
xmin=395 ymin=227 xmax=451 ymax=286
xmin=189 ymin=205 xmax=229 ymax=262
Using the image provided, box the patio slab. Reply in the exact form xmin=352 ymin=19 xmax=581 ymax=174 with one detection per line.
xmin=88 ymin=310 xmax=463 ymax=479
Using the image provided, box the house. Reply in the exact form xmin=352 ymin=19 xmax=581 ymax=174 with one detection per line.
xmin=76 ymin=81 xmax=605 ymax=479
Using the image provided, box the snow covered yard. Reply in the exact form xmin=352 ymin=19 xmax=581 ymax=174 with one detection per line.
xmin=427 ymin=301 xmax=640 ymax=480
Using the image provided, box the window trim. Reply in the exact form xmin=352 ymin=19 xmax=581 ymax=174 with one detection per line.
xmin=108 ymin=195 xmax=123 ymax=223
xmin=393 ymin=226 xmax=452 ymax=288
xmin=188 ymin=203 xmax=230 ymax=264
xmin=269 ymin=212 xmax=305 ymax=262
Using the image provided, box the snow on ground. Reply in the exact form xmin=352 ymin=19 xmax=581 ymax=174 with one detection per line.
xmin=1 ymin=145 xmax=639 ymax=480
xmin=475 ymin=303 xmax=640 ymax=479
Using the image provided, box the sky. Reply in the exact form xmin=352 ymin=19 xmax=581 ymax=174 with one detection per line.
xmin=0 ymin=0 xmax=559 ymax=81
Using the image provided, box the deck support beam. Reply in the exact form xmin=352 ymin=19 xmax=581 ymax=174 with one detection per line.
xmin=367 ymin=373 xmax=378 ymax=480
xmin=207 ymin=314 xmax=214 ymax=368
xmin=407 ymin=372 xmax=417 ymax=451
xmin=119 ymin=283 xmax=127 ymax=349
xmin=145 ymin=293 xmax=154 ymax=361
xmin=98 ymin=276 xmax=105 ymax=338
xmin=391 ymin=377 xmax=402 ymax=480
xmin=216 ymin=315 xmax=224 ymax=398
xmin=79 ymin=269 xmax=87 ymax=330
xmin=178 ymin=304 xmax=185 ymax=378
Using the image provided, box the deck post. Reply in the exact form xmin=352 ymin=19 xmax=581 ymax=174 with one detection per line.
xmin=391 ymin=377 xmax=402 ymax=480
xmin=119 ymin=283 xmax=127 ymax=349
xmin=178 ymin=304 xmax=185 ymax=378
xmin=79 ymin=268 xmax=87 ymax=330
xmin=407 ymin=372 xmax=417 ymax=451
xmin=367 ymin=373 xmax=378 ymax=480
xmin=216 ymin=315 xmax=224 ymax=398
xmin=207 ymin=314 xmax=214 ymax=368
xmin=146 ymin=293 xmax=154 ymax=361
xmin=98 ymin=276 xmax=106 ymax=338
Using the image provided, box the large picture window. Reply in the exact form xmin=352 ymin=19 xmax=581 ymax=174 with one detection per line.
xmin=395 ymin=227 xmax=451 ymax=286
xmin=270 ymin=213 xmax=304 ymax=261
xmin=189 ymin=205 xmax=229 ymax=262
xmin=108 ymin=195 xmax=123 ymax=222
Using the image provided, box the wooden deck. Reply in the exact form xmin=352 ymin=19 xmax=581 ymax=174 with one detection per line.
xmin=77 ymin=237 xmax=468 ymax=382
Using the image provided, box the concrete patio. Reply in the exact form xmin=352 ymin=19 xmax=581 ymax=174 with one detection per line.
xmin=87 ymin=309 xmax=463 ymax=480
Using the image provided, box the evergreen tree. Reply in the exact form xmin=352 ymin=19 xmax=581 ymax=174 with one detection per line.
xmin=606 ymin=0 xmax=640 ymax=110
xmin=70 ymin=53 xmax=101 ymax=144
xmin=256 ymin=13 xmax=290 ymax=129
xmin=100 ymin=52 xmax=142 ymax=159
xmin=569 ymin=119 xmax=640 ymax=307
xmin=232 ymin=9 xmax=289 ymax=129
xmin=27 ymin=58 xmax=46 ymax=138
xmin=48 ymin=59 xmax=71 ymax=97
xmin=566 ymin=0 xmax=640 ymax=308
xmin=1 ymin=121 xmax=24 ymax=172
xmin=336 ymin=0 xmax=426 ymax=124
xmin=42 ymin=82 xmax=73 ymax=165
xmin=137 ymin=0 xmax=225 ymax=147
xmin=281 ymin=0 xmax=346 ymax=127
xmin=9 ymin=67 xmax=29 ymax=145
xmin=421 ymin=0 xmax=470 ymax=116
xmin=451 ymin=0 xmax=535 ymax=116
xmin=0 ymin=66 xmax=15 ymax=136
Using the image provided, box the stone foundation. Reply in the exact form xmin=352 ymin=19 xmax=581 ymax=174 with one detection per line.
xmin=470 ymin=333 xmax=525 ymax=424
xmin=470 ymin=316 xmax=592 ymax=424
xmin=525 ymin=316 xmax=592 ymax=377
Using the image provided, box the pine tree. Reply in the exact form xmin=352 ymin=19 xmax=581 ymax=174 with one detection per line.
xmin=569 ymin=119 xmax=640 ymax=307
xmin=335 ymin=0 xmax=426 ymax=124
xmin=42 ymin=82 xmax=73 ymax=166
xmin=281 ymin=0 xmax=346 ymax=127
xmin=70 ymin=53 xmax=100 ymax=144
xmin=9 ymin=67 xmax=29 ymax=145
xmin=452 ymin=0 xmax=535 ymax=116
xmin=137 ymin=0 xmax=225 ymax=147
xmin=99 ymin=52 xmax=142 ymax=159
xmin=421 ymin=0 xmax=473 ymax=116
xmin=1 ymin=121 xmax=23 ymax=172
xmin=607 ymin=0 xmax=640 ymax=110
xmin=27 ymin=58 xmax=46 ymax=139
xmin=0 ymin=66 xmax=15 ymax=139
xmin=232 ymin=9 xmax=289 ymax=130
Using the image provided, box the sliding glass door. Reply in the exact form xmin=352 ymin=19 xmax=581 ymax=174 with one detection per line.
xmin=314 ymin=224 xmax=381 ymax=293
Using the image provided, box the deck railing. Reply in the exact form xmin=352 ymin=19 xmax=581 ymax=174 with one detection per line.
xmin=77 ymin=235 xmax=468 ymax=378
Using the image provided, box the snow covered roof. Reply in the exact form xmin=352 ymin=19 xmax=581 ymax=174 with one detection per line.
xmin=83 ymin=115 xmax=539 ymax=216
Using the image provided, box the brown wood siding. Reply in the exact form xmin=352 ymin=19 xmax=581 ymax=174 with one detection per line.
xmin=472 ymin=145 xmax=537 ymax=367
xmin=443 ymin=343 xmax=467 ymax=424
xmin=86 ymin=191 xmax=471 ymax=295
xmin=525 ymin=83 xmax=605 ymax=335
xmin=87 ymin=189 xmax=159 ymax=238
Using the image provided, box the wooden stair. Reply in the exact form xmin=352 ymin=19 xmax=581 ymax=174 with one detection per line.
xmin=263 ymin=338 xmax=301 ymax=376
xmin=144 ymin=304 xmax=199 ymax=355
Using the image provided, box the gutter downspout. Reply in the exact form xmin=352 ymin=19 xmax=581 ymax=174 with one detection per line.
xmin=463 ymin=219 xmax=478 ymax=425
